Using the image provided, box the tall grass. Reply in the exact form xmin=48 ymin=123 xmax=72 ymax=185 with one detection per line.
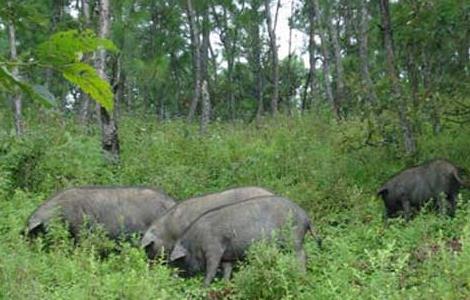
xmin=0 ymin=112 xmax=469 ymax=299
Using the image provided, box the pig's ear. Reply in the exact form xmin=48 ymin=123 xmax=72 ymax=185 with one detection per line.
xmin=26 ymin=220 xmax=43 ymax=236
xmin=377 ymin=188 xmax=388 ymax=198
xmin=141 ymin=232 xmax=155 ymax=249
xmin=170 ymin=242 xmax=187 ymax=261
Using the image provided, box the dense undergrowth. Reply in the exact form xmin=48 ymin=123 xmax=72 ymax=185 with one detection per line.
xmin=0 ymin=112 xmax=469 ymax=299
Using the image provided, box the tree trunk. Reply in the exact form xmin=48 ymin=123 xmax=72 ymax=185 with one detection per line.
xmin=255 ymin=61 xmax=264 ymax=122
xmin=96 ymin=0 xmax=120 ymax=162
xmin=200 ymin=80 xmax=211 ymax=134
xmin=211 ymin=4 xmax=241 ymax=120
xmin=186 ymin=0 xmax=202 ymax=122
xmin=7 ymin=11 xmax=23 ymax=137
xmin=79 ymin=0 xmax=92 ymax=124
xmin=169 ymin=53 xmax=182 ymax=116
xmin=379 ymin=0 xmax=416 ymax=155
xmin=249 ymin=3 xmax=264 ymax=121
xmin=200 ymin=10 xmax=211 ymax=132
xmin=304 ymin=0 xmax=317 ymax=110
xmin=458 ymin=0 xmax=469 ymax=71
xmin=358 ymin=0 xmax=377 ymax=105
xmin=301 ymin=71 xmax=312 ymax=113
xmin=406 ymin=44 xmax=419 ymax=108
xmin=341 ymin=1 xmax=355 ymax=55
xmin=200 ymin=11 xmax=210 ymax=92
xmin=227 ymin=58 xmax=235 ymax=120
xmin=312 ymin=0 xmax=338 ymax=119
xmin=115 ymin=73 xmax=124 ymax=119
xmin=329 ymin=12 xmax=345 ymax=116
xmin=111 ymin=53 xmax=123 ymax=120
xmin=284 ymin=0 xmax=295 ymax=115
xmin=265 ymin=0 xmax=280 ymax=114
xmin=45 ymin=0 xmax=64 ymax=93
xmin=208 ymin=41 xmax=218 ymax=85
xmin=421 ymin=50 xmax=441 ymax=135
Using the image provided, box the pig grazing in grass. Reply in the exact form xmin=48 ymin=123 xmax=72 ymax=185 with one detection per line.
xmin=168 ymin=195 xmax=321 ymax=286
xmin=141 ymin=187 xmax=274 ymax=259
xmin=377 ymin=159 xmax=469 ymax=220
xmin=25 ymin=186 xmax=176 ymax=241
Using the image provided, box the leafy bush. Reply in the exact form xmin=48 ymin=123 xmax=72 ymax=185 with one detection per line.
xmin=232 ymin=240 xmax=308 ymax=300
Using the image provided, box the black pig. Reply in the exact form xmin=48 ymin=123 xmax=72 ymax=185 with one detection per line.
xmin=377 ymin=159 xmax=468 ymax=220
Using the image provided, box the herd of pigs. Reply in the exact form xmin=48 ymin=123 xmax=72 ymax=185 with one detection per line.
xmin=23 ymin=159 xmax=469 ymax=286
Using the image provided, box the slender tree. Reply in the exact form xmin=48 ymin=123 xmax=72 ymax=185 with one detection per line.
xmin=302 ymin=0 xmax=318 ymax=111
xmin=96 ymin=0 xmax=120 ymax=161
xmin=379 ymin=0 xmax=416 ymax=155
xmin=186 ymin=0 xmax=202 ymax=122
xmin=211 ymin=1 xmax=245 ymax=120
xmin=329 ymin=6 xmax=345 ymax=116
xmin=312 ymin=0 xmax=338 ymax=119
xmin=200 ymin=80 xmax=210 ymax=134
xmin=7 ymin=1 xmax=23 ymax=137
xmin=200 ymin=9 xmax=211 ymax=132
xmin=357 ymin=0 xmax=377 ymax=105
xmin=79 ymin=0 xmax=92 ymax=124
xmin=284 ymin=0 xmax=295 ymax=114
xmin=245 ymin=0 xmax=265 ymax=121
xmin=264 ymin=0 xmax=281 ymax=114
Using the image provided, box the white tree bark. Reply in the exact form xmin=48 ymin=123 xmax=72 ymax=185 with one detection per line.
xmin=7 ymin=1 xmax=23 ymax=137
xmin=200 ymin=80 xmax=211 ymax=134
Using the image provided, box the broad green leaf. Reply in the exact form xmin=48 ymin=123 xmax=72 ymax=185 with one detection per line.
xmin=0 ymin=66 xmax=56 ymax=108
xmin=37 ymin=30 xmax=118 ymax=66
xmin=62 ymin=63 xmax=114 ymax=111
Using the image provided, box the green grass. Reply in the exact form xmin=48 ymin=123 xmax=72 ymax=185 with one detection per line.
xmin=0 ymin=112 xmax=469 ymax=299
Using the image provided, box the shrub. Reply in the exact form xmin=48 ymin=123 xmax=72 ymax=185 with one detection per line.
xmin=232 ymin=240 xmax=308 ymax=300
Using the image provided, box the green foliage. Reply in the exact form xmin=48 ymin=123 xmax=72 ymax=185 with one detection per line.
xmin=36 ymin=30 xmax=117 ymax=66
xmin=0 ymin=0 xmax=49 ymax=31
xmin=0 ymin=117 xmax=114 ymax=195
xmin=0 ymin=113 xmax=469 ymax=298
xmin=0 ymin=66 xmax=56 ymax=107
xmin=62 ymin=63 xmax=114 ymax=112
xmin=0 ymin=133 xmax=46 ymax=193
xmin=0 ymin=29 xmax=117 ymax=112
xmin=36 ymin=29 xmax=117 ymax=111
xmin=232 ymin=240 xmax=306 ymax=300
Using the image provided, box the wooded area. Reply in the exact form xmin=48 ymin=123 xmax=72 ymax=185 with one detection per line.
xmin=1 ymin=0 xmax=470 ymax=298
xmin=1 ymin=0 xmax=468 ymax=157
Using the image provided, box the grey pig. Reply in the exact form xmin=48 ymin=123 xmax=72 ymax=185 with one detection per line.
xmin=169 ymin=195 xmax=321 ymax=286
xmin=24 ymin=186 xmax=175 ymax=241
xmin=141 ymin=186 xmax=274 ymax=259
